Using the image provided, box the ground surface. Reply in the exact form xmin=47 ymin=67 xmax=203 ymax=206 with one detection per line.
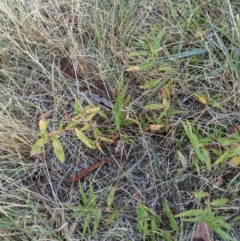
xmin=0 ymin=1 xmax=240 ymax=241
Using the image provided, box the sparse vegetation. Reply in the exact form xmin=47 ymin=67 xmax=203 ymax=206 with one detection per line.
xmin=1 ymin=0 xmax=240 ymax=240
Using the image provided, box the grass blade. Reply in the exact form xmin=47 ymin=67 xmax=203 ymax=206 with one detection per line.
xmin=164 ymin=200 xmax=179 ymax=232
xmin=82 ymin=211 xmax=91 ymax=239
xmin=148 ymin=141 xmax=165 ymax=191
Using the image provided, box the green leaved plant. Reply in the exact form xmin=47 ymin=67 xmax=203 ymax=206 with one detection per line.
xmin=181 ymin=121 xmax=240 ymax=174
xmin=30 ymin=100 xmax=114 ymax=162
xmin=175 ymin=198 xmax=234 ymax=241
xmin=136 ymin=202 xmax=161 ymax=241
xmin=71 ymin=182 xmax=119 ymax=238
xmin=30 ymin=118 xmax=65 ymax=162
xmin=130 ymin=24 xmax=165 ymax=61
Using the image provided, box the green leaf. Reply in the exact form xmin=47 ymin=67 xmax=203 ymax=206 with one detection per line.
xmin=58 ymin=119 xmax=64 ymax=131
xmin=133 ymin=41 xmax=148 ymax=48
xmin=153 ymin=28 xmax=165 ymax=50
xmin=145 ymin=77 xmax=172 ymax=99
xmin=114 ymin=95 xmax=122 ymax=130
xmin=122 ymin=94 xmax=131 ymax=106
xmin=194 ymin=93 xmax=209 ymax=105
xmin=105 ymin=211 xmax=119 ymax=226
xmin=80 ymin=124 xmax=91 ymax=132
xmin=151 ymin=219 xmax=157 ymax=234
xmin=30 ymin=138 xmax=45 ymax=156
xmin=198 ymin=136 xmax=213 ymax=143
xmin=79 ymin=182 xmax=88 ymax=206
xmin=137 ymin=213 xmax=143 ymax=233
xmin=96 ymin=141 xmax=105 ymax=155
xmin=215 ymin=147 xmax=240 ymax=164
xmin=175 ymin=209 xmax=205 ymax=217
xmin=212 ymin=148 xmax=221 ymax=156
xmin=181 ymin=217 xmax=200 ymax=222
xmin=210 ymin=198 xmax=229 ymax=207
xmin=107 ymin=186 xmax=117 ymax=208
xmin=71 ymin=205 xmax=85 ymax=218
xmin=215 ymin=227 xmax=235 ymax=241
xmin=177 ymin=151 xmax=189 ymax=168
xmin=160 ymin=229 xmax=172 ymax=241
xmin=137 ymin=204 xmax=149 ymax=241
xmin=93 ymin=126 xmax=100 ymax=139
xmin=150 ymin=24 xmax=157 ymax=38
xmin=214 ymin=150 xmax=231 ymax=164
xmin=137 ymin=220 xmax=143 ymax=235
xmin=194 ymin=146 xmax=205 ymax=163
xmin=89 ymin=182 xmax=97 ymax=207
xmin=99 ymin=136 xmax=114 ymax=143
xmin=142 ymin=103 xmax=165 ymax=110
xmin=174 ymin=172 xmax=190 ymax=182
xmin=143 ymin=204 xmax=155 ymax=216
xmin=182 ymin=122 xmax=199 ymax=147
xmin=193 ymin=192 xmax=209 ymax=198
xmin=93 ymin=210 xmax=102 ymax=234
xmin=139 ymin=62 xmax=154 ymax=70
xmin=65 ymin=119 xmax=82 ymax=130
xmin=164 ymin=200 xmax=179 ymax=232
xmin=159 ymin=66 xmax=177 ymax=74
xmin=37 ymin=131 xmax=48 ymax=142
xmin=98 ymin=109 xmax=107 ymax=119
xmin=143 ymin=219 xmax=148 ymax=241
xmin=233 ymin=215 xmax=240 ymax=221
xmin=214 ymin=217 xmax=232 ymax=230
xmin=52 ymin=137 xmax=65 ymax=163
xmin=82 ymin=211 xmax=91 ymax=239
xmin=75 ymin=128 xmax=95 ymax=149
xmin=202 ymin=147 xmax=211 ymax=170
xmin=74 ymin=98 xmax=82 ymax=114
xmin=86 ymin=108 xmax=101 ymax=121
xmin=122 ymin=85 xmax=128 ymax=100
xmin=194 ymin=156 xmax=201 ymax=175
xmin=120 ymin=118 xmax=138 ymax=126
xmin=182 ymin=122 xmax=210 ymax=167
xmin=149 ymin=143 xmax=164 ymax=187
xmin=139 ymin=78 xmax=160 ymax=89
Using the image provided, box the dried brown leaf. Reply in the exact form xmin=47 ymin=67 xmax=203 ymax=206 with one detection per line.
xmin=68 ymin=220 xmax=78 ymax=237
xmin=193 ymin=222 xmax=213 ymax=241
xmin=214 ymin=176 xmax=223 ymax=187
xmin=132 ymin=191 xmax=142 ymax=203
xmin=115 ymin=140 xmax=124 ymax=153
xmin=33 ymin=153 xmax=43 ymax=169
xmin=60 ymin=57 xmax=80 ymax=78
xmin=76 ymin=157 xmax=81 ymax=167
xmin=63 ymin=157 xmax=111 ymax=183
xmin=227 ymin=125 xmax=238 ymax=135
xmin=148 ymin=124 xmax=166 ymax=132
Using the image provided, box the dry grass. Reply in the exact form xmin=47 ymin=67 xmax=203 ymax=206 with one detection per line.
xmin=0 ymin=0 xmax=240 ymax=240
